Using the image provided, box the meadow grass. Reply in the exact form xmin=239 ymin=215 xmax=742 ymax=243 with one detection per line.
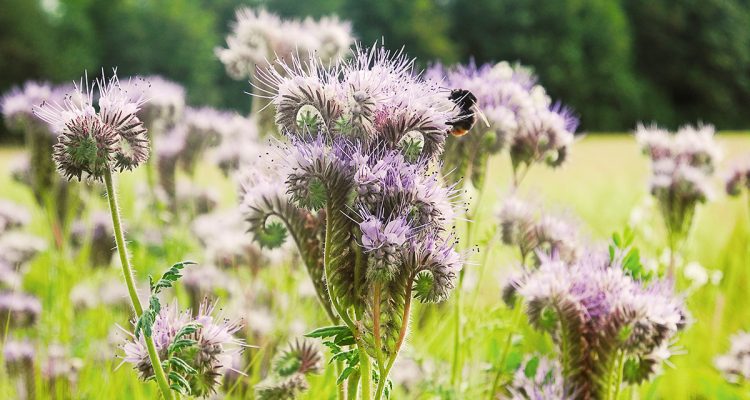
xmin=1 ymin=133 xmax=749 ymax=399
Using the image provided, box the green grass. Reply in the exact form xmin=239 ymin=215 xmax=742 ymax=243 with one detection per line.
xmin=1 ymin=133 xmax=749 ymax=399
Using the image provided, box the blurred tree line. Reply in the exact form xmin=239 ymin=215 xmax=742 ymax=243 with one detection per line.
xmin=2 ymin=0 xmax=749 ymax=137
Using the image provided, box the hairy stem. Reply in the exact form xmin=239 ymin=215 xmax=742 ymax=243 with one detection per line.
xmin=346 ymin=368 xmax=360 ymax=400
xmin=104 ymin=169 xmax=173 ymax=400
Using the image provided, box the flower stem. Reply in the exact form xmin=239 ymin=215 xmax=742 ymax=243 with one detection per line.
xmin=358 ymin=344 xmax=372 ymax=400
xmin=104 ymin=169 xmax=173 ymax=400
xmin=489 ymin=303 xmax=524 ymax=399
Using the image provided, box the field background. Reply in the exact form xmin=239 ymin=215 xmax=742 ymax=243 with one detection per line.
xmin=1 ymin=133 xmax=749 ymax=399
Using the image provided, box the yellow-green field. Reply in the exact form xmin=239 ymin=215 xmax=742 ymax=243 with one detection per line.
xmin=1 ymin=133 xmax=750 ymax=399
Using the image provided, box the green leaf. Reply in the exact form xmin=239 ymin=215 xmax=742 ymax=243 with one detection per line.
xmin=337 ymin=366 xmax=357 ymax=384
xmin=169 ymin=356 xmax=197 ymax=375
xmin=168 ymin=371 xmax=192 ymax=395
xmin=152 ymin=261 xmax=196 ymax=294
xmin=305 ymin=325 xmax=351 ymax=339
xmin=333 ymin=330 xmax=355 ymax=346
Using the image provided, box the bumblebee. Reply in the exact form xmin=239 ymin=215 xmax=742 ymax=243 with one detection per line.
xmin=447 ymin=89 xmax=488 ymax=137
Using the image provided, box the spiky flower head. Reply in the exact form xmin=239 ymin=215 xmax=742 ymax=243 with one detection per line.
xmin=427 ymin=61 xmax=578 ymax=186
xmin=118 ymin=75 xmax=186 ymax=129
xmin=120 ymin=300 xmax=245 ymax=398
xmin=636 ymin=123 xmax=718 ymax=244
xmin=255 ymin=338 xmax=322 ymax=400
xmin=0 ymin=291 xmax=42 ymax=330
xmin=724 ymin=157 xmax=750 ymax=197
xmin=510 ymin=250 xmax=686 ymax=397
xmin=715 ymin=330 xmax=750 ymax=384
xmin=33 ymin=71 xmax=150 ymax=181
xmin=216 ymin=8 xmax=353 ymax=80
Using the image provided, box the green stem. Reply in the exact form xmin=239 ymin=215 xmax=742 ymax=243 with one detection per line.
xmin=609 ymin=351 xmax=625 ymax=400
xmin=346 ymin=368 xmax=360 ymax=400
xmin=338 ymin=360 xmax=349 ymax=400
xmin=104 ymin=170 xmax=174 ymax=400
xmin=489 ymin=303 xmax=524 ymax=399
xmin=358 ymin=344 xmax=372 ymax=400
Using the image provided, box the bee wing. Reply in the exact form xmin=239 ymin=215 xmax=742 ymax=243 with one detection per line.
xmin=474 ymin=106 xmax=490 ymax=128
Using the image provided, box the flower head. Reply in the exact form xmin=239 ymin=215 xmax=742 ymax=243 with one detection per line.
xmin=3 ymin=340 xmax=35 ymax=375
xmin=724 ymin=156 xmax=750 ymax=197
xmin=34 ymin=71 xmax=150 ymax=181
xmin=120 ymin=300 xmax=245 ymax=397
xmin=511 ymin=249 xmax=686 ymax=396
xmin=0 ymin=291 xmax=42 ymax=329
xmin=0 ymin=200 xmax=31 ymax=234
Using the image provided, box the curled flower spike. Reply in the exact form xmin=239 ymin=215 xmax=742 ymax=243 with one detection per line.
xmin=33 ymin=70 xmax=150 ymax=181
xmin=510 ymin=249 xmax=687 ymax=397
xmin=255 ymin=338 xmax=323 ymax=400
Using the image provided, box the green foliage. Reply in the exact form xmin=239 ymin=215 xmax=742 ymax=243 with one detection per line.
xmin=305 ymin=325 xmax=360 ymax=384
xmin=135 ymin=261 xmax=196 ymax=339
xmin=609 ymin=228 xmax=653 ymax=282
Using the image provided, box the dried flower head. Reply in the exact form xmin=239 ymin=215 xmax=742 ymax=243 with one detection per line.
xmin=120 ymin=300 xmax=245 ymax=397
xmin=33 ymin=71 xmax=150 ymax=181
xmin=510 ymin=250 xmax=686 ymax=397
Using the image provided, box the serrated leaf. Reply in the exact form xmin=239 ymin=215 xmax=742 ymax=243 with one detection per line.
xmin=168 ymin=371 xmax=192 ymax=395
xmin=152 ymin=261 xmax=196 ymax=294
xmin=149 ymin=295 xmax=161 ymax=315
xmin=333 ymin=330 xmax=355 ymax=346
xmin=305 ymin=325 xmax=351 ymax=339
xmin=169 ymin=356 xmax=197 ymax=375
xmin=337 ymin=366 xmax=357 ymax=384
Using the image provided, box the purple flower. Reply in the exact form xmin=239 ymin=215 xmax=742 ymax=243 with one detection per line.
xmin=359 ymin=213 xmax=411 ymax=282
xmin=0 ymin=291 xmax=42 ymax=330
xmin=120 ymin=300 xmax=245 ymax=397
xmin=511 ymin=249 xmax=686 ymax=396
xmin=724 ymin=157 xmax=750 ymax=197
xmin=118 ymin=75 xmax=186 ymax=129
xmin=0 ymin=200 xmax=31 ymax=234
xmin=33 ymin=71 xmax=151 ymax=181
xmin=715 ymin=330 xmax=750 ymax=384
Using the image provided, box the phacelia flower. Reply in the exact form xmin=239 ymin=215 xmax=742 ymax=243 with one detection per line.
xmin=216 ymin=8 xmax=353 ymax=81
xmin=509 ymin=250 xmax=686 ymax=397
xmin=0 ymin=291 xmax=42 ymax=330
xmin=1 ymin=81 xmax=54 ymax=131
xmin=119 ymin=75 xmax=186 ymax=130
xmin=497 ymin=196 xmax=581 ymax=266
xmin=255 ymin=338 xmax=323 ymax=400
xmin=0 ymin=232 xmax=47 ymax=266
xmin=724 ymin=156 xmax=750 ymax=197
xmin=0 ymin=200 xmax=31 ymax=234
xmin=42 ymin=344 xmax=84 ymax=394
xmin=33 ymin=71 xmax=150 ymax=181
xmin=715 ymin=330 xmax=750 ymax=384
xmin=636 ymin=123 xmax=719 ymax=249
xmin=244 ymin=44 xmax=462 ymax=376
xmin=427 ymin=61 xmax=578 ymax=187
xmin=120 ymin=300 xmax=245 ymax=398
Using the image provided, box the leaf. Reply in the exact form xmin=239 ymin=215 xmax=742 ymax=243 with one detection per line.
xmin=149 ymin=295 xmax=161 ymax=315
xmin=524 ymin=356 xmax=540 ymax=378
xmin=169 ymin=356 xmax=197 ymax=375
xmin=305 ymin=325 xmax=351 ymax=339
xmin=152 ymin=261 xmax=196 ymax=294
xmin=333 ymin=330 xmax=355 ymax=346
xmin=337 ymin=366 xmax=357 ymax=385
xmin=168 ymin=371 xmax=192 ymax=395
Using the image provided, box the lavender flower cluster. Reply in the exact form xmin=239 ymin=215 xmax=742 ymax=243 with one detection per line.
xmin=242 ymin=44 xmax=463 ymax=387
xmin=507 ymin=250 xmax=686 ymax=398
xmin=636 ymin=124 xmax=720 ymax=247
xmin=427 ymin=61 xmax=578 ymax=186
xmin=215 ymin=8 xmax=353 ymax=81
